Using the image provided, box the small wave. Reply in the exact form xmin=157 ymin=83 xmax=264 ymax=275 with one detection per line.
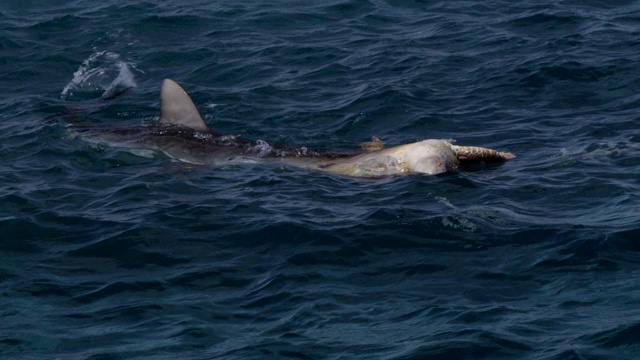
xmin=61 ymin=51 xmax=137 ymax=101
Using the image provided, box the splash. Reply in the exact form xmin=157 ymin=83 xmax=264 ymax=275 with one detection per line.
xmin=252 ymin=139 xmax=274 ymax=157
xmin=61 ymin=51 xmax=137 ymax=101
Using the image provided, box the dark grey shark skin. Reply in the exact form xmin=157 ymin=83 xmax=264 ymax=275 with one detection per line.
xmin=66 ymin=79 xmax=515 ymax=177
xmin=70 ymin=122 xmax=342 ymax=165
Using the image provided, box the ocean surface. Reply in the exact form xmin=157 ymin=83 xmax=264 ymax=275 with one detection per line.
xmin=1 ymin=1 xmax=640 ymax=359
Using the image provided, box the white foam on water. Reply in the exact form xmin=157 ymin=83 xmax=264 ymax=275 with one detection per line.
xmin=252 ymin=139 xmax=274 ymax=157
xmin=61 ymin=51 xmax=137 ymax=100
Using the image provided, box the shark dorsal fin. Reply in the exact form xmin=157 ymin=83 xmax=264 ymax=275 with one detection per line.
xmin=159 ymin=79 xmax=211 ymax=133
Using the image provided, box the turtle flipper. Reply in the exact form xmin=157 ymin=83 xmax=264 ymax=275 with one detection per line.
xmin=450 ymin=145 xmax=516 ymax=164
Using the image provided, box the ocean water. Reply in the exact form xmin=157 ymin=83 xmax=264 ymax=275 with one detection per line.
xmin=1 ymin=0 xmax=640 ymax=359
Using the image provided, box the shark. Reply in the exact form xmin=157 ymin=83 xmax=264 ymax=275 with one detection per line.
xmin=67 ymin=79 xmax=515 ymax=178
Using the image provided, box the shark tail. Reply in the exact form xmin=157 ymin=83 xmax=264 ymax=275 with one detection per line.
xmin=450 ymin=144 xmax=516 ymax=164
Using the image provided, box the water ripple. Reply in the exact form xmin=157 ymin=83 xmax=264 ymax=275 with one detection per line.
xmin=1 ymin=1 xmax=640 ymax=359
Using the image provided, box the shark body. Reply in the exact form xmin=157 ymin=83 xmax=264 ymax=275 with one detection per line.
xmin=68 ymin=79 xmax=515 ymax=177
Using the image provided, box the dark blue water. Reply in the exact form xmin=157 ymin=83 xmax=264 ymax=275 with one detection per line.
xmin=1 ymin=1 xmax=640 ymax=359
